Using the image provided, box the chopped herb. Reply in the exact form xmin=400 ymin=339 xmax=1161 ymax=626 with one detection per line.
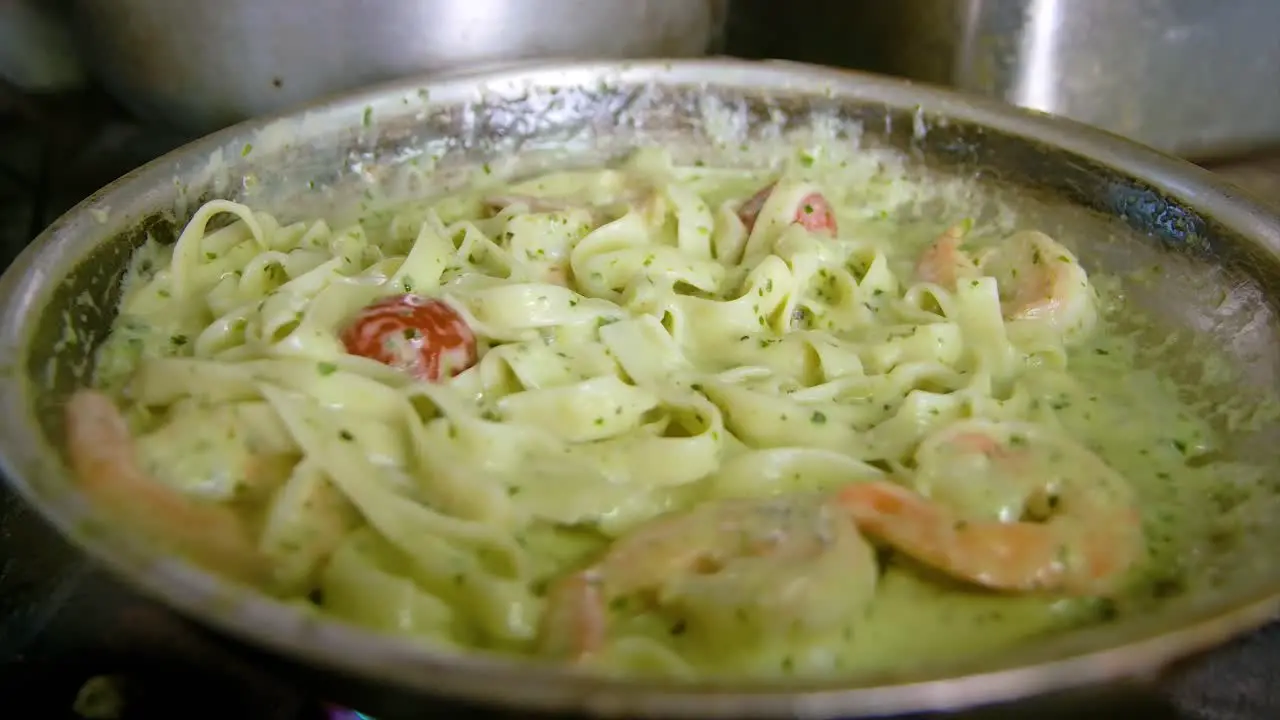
xmin=1151 ymin=576 xmax=1186 ymax=599
xmin=810 ymin=410 xmax=827 ymax=424
xmin=317 ymin=362 xmax=338 ymax=375
xmin=241 ymin=143 xmax=253 ymax=157
xmin=1094 ymin=597 xmax=1119 ymax=622
xmin=170 ymin=334 xmax=188 ymax=346
xmin=362 ymin=106 xmax=373 ymax=127
xmin=339 ymin=429 xmax=355 ymax=441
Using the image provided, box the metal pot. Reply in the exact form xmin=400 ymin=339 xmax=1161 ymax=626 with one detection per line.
xmin=725 ymin=0 xmax=1280 ymax=160
xmin=2 ymin=60 xmax=1280 ymax=719
xmin=69 ymin=0 xmax=729 ymax=134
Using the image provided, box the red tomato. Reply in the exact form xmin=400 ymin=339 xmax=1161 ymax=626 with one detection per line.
xmin=737 ymin=183 xmax=838 ymax=236
xmin=340 ymin=294 xmax=478 ymax=381
xmin=793 ymin=192 xmax=837 ymax=234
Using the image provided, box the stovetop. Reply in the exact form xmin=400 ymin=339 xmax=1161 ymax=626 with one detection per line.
xmin=2 ymin=84 xmax=1280 ymax=720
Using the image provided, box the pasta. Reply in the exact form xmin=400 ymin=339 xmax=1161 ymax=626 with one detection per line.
xmin=71 ymin=146 xmax=1260 ymax=679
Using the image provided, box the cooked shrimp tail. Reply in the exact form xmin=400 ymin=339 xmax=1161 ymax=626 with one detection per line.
xmin=836 ymin=480 xmax=1140 ymax=595
xmin=65 ymin=390 xmax=270 ymax=585
xmin=916 ymin=226 xmax=1097 ymax=342
xmin=538 ymin=571 xmax=606 ymax=661
xmin=915 ymin=221 xmax=976 ymax=289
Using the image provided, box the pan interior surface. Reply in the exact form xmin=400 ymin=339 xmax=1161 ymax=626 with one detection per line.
xmin=4 ymin=61 xmax=1280 ymax=717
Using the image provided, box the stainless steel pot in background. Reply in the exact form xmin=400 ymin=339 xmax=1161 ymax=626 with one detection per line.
xmin=725 ymin=0 xmax=1280 ymax=161
xmin=70 ymin=0 xmax=729 ymax=134
xmin=0 ymin=0 xmax=84 ymax=93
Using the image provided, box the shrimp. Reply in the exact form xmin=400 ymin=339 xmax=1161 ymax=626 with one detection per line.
xmin=64 ymin=390 xmax=271 ymax=585
xmin=538 ymin=495 xmax=877 ymax=662
xmin=914 ymin=221 xmax=977 ymax=289
xmin=738 ymin=182 xmax=837 ymax=236
xmin=916 ymin=226 xmax=1097 ymax=341
xmin=835 ymin=420 xmax=1143 ymax=596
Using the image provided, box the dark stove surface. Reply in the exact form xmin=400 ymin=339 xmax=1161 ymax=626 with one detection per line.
xmin=1 ymin=86 xmax=1279 ymax=720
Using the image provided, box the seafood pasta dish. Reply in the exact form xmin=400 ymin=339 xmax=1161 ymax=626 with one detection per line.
xmin=67 ymin=146 xmax=1270 ymax=679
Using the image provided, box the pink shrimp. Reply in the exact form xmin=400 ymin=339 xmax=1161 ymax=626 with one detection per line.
xmin=538 ymin=495 xmax=876 ymax=662
xmin=737 ymin=182 xmax=837 ymax=236
xmin=64 ymin=390 xmax=271 ymax=585
xmin=916 ymin=226 xmax=1098 ymax=339
xmin=915 ymin=221 xmax=978 ymax=289
xmin=835 ymin=420 xmax=1144 ymax=595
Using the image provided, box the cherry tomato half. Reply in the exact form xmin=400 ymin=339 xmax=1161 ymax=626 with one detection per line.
xmin=339 ymin=294 xmax=478 ymax=382
xmin=737 ymin=183 xmax=838 ymax=236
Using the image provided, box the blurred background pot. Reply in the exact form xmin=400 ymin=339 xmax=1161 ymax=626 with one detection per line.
xmin=69 ymin=0 xmax=730 ymax=134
